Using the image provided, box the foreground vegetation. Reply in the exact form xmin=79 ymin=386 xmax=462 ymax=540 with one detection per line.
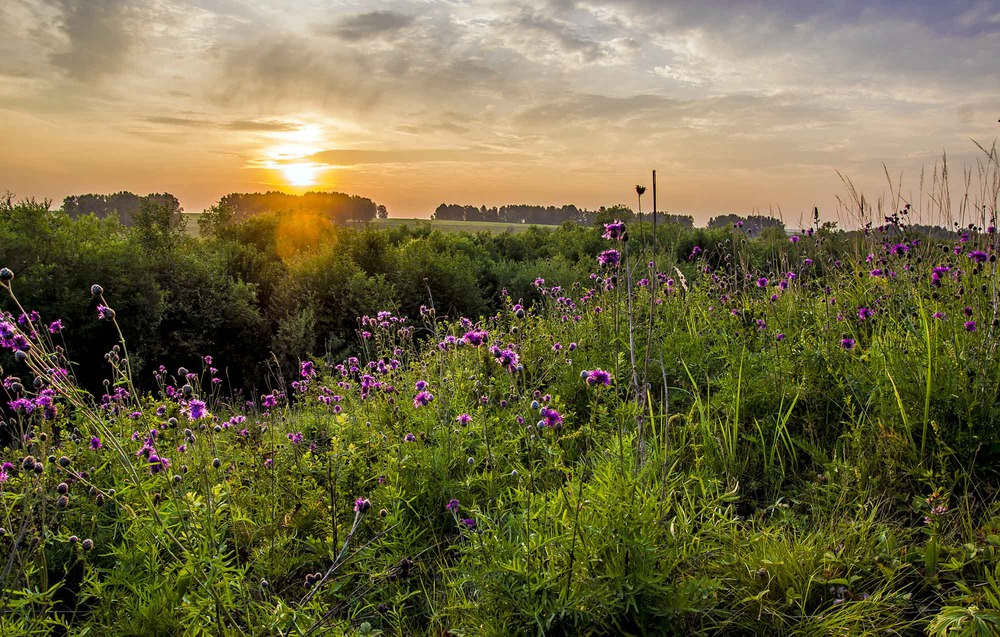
xmin=3 ymin=162 xmax=1000 ymax=634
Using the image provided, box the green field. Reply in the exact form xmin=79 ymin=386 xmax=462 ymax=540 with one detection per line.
xmin=181 ymin=212 xmax=560 ymax=238
xmin=10 ymin=199 xmax=1000 ymax=635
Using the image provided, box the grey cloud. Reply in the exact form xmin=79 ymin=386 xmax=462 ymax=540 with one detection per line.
xmin=47 ymin=0 xmax=143 ymax=81
xmin=141 ymin=115 xmax=301 ymax=132
xmin=319 ymin=10 xmax=415 ymax=41
xmin=213 ymin=36 xmax=384 ymax=112
xmin=509 ymin=10 xmax=606 ymax=62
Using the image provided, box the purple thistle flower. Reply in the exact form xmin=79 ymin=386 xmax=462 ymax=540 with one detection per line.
xmin=841 ymin=337 xmax=855 ymax=350
xmin=354 ymin=498 xmax=371 ymax=513
xmin=187 ymin=399 xmax=207 ymax=421
xmin=48 ymin=320 xmax=63 ymax=334
xmin=597 ymin=249 xmax=621 ymax=267
xmin=601 ymin=220 xmax=626 ymax=240
xmin=463 ymin=329 xmax=489 ymax=346
xmin=404 ymin=433 xmax=416 ymax=442
xmin=413 ymin=390 xmax=434 ymax=408
xmin=456 ymin=413 xmax=472 ymax=425
xmin=148 ymin=454 xmax=170 ymax=475
xmin=446 ymin=498 xmax=460 ymax=512
xmin=585 ymin=369 xmax=612 ymax=386
xmin=756 ymin=277 xmax=769 ymax=288
xmin=460 ymin=518 xmax=476 ymax=529
xmin=540 ymin=408 xmax=563 ymax=427
xmin=965 ymin=321 xmax=978 ymax=332
xmin=857 ymin=307 xmax=874 ymax=321
xmin=300 ymin=360 xmax=315 ymax=378
xmin=90 ymin=436 xmax=102 ymax=450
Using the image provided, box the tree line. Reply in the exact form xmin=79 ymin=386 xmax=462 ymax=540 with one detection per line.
xmin=433 ymin=203 xmax=697 ymax=227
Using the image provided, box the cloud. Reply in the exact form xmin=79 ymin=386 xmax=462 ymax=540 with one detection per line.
xmin=319 ymin=10 xmax=415 ymax=41
xmin=143 ymin=115 xmax=213 ymax=127
xmin=308 ymin=148 xmax=530 ymax=166
xmin=47 ymin=0 xmax=143 ymax=81
xmin=139 ymin=115 xmax=303 ymax=135
xmin=226 ymin=119 xmax=301 ymax=132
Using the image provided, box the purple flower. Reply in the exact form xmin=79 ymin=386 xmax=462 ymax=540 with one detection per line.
xmin=48 ymin=320 xmax=63 ymax=334
xmin=187 ymin=399 xmax=207 ymax=421
xmin=460 ymin=518 xmax=477 ymax=529
xmin=463 ymin=329 xmax=489 ymax=346
xmin=148 ymin=454 xmax=170 ymax=474
xmin=456 ymin=413 xmax=472 ymax=425
xmin=354 ymin=498 xmax=371 ymax=513
xmin=415 ymin=380 xmax=428 ymax=391
xmin=585 ymin=369 xmax=612 ymax=386
xmin=492 ymin=347 xmax=520 ymax=371
xmin=965 ymin=321 xmax=978 ymax=332
xmin=602 ymin=220 xmax=626 ymax=240
xmin=446 ymin=498 xmax=460 ymax=512
xmin=857 ymin=307 xmax=874 ymax=321
xmin=90 ymin=436 xmax=102 ymax=450
xmin=790 ymin=235 xmax=800 ymax=244
xmin=840 ymin=338 xmax=855 ymax=350
xmin=404 ymin=433 xmax=416 ymax=442
xmin=413 ymin=390 xmax=434 ymax=408
xmin=287 ymin=431 xmax=303 ymax=445
xmin=540 ymin=408 xmax=563 ymax=427
xmin=756 ymin=277 xmax=769 ymax=288
xmin=300 ymin=360 xmax=315 ymax=377
xmin=597 ymin=249 xmax=621 ymax=267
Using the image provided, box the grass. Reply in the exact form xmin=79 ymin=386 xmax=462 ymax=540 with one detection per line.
xmin=4 ymin=198 xmax=1000 ymax=634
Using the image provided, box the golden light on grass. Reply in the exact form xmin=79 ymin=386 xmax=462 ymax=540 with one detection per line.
xmin=274 ymin=210 xmax=331 ymax=260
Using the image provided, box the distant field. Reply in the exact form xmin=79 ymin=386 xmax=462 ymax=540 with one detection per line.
xmin=364 ymin=217 xmax=560 ymax=233
xmin=182 ymin=213 xmax=561 ymax=237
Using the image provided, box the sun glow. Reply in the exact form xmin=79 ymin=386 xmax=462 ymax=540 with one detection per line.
xmin=258 ymin=123 xmax=328 ymax=188
xmin=281 ymin=162 xmax=322 ymax=187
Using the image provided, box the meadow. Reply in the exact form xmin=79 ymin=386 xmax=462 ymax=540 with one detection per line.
xmin=182 ymin=212 xmax=559 ymax=238
xmin=3 ymin=182 xmax=1000 ymax=635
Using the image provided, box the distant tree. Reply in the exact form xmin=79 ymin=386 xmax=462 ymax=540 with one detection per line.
xmin=62 ymin=191 xmax=181 ymax=226
xmin=132 ymin=195 xmax=186 ymax=249
xmin=216 ymin=191 xmax=376 ymax=224
xmin=376 ymin=204 xmax=388 ymax=219
xmin=198 ymin=202 xmax=237 ymax=238
xmin=708 ymin=214 xmax=785 ymax=234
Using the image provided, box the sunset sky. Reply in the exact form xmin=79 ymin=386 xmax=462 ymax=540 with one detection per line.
xmin=1 ymin=0 xmax=998 ymax=224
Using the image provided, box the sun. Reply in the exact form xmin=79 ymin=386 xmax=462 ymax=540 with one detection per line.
xmin=281 ymin=162 xmax=321 ymax=187
xmin=256 ymin=123 xmax=329 ymax=188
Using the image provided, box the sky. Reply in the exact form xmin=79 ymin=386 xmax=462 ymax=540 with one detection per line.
xmin=1 ymin=0 xmax=998 ymax=225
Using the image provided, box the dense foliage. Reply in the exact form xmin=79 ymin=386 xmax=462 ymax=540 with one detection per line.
xmin=62 ymin=192 xmax=183 ymax=227
xmin=3 ymin=191 xmax=1000 ymax=634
